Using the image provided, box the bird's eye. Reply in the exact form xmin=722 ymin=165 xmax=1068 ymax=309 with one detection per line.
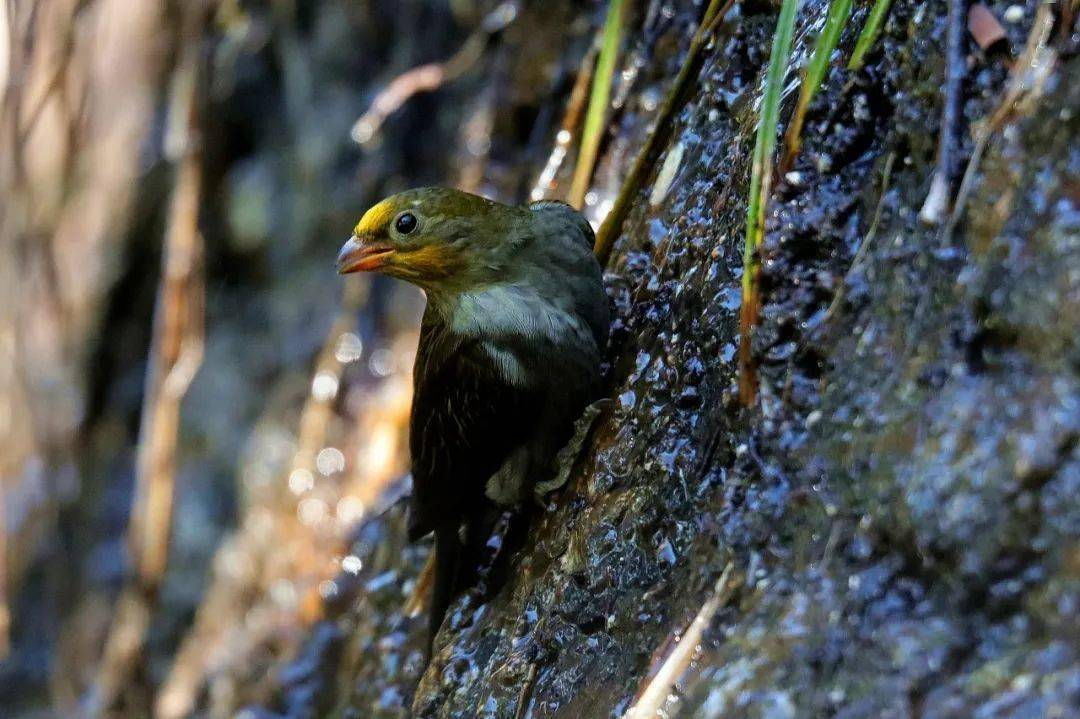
xmin=395 ymin=212 xmax=418 ymax=235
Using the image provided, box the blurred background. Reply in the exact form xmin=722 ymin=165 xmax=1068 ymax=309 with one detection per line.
xmin=4 ymin=0 xmax=1078 ymax=717
xmin=1 ymin=0 xmax=595 ymax=714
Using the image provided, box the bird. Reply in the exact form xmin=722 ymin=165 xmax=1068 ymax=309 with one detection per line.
xmin=336 ymin=187 xmax=608 ymax=652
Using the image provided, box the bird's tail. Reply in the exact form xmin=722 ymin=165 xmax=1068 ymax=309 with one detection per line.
xmin=428 ymin=521 xmax=461 ymax=656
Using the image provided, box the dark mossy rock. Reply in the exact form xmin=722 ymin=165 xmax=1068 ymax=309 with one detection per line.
xmin=1 ymin=1 xmax=1042 ymax=718
xmin=238 ymin=1 xmax=1080 ymax=718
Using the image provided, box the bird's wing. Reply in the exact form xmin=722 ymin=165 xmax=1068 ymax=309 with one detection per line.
xmin=407 ymin=335 xmax=540 ymax=541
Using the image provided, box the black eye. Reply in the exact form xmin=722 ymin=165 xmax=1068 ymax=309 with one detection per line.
xmin=395 ymin=212 xmax=418 ymax=235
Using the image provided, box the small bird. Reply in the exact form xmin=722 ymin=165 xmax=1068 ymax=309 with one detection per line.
xmin=337 ymin=187 xmax=608 ymax=650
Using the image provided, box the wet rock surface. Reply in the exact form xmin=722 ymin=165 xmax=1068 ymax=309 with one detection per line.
xmin=7 ymin=0 xmax=1073 ymax=716
xmin=241 ymin=1 xmax=1078 ymax=717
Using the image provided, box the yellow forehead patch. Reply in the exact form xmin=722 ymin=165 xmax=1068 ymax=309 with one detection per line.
xmin=354 ymin=199 xmax=399 ymax=236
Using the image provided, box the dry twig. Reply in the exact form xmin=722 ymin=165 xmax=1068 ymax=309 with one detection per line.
xmin=350 ymin=3 xmax=518 ymax=146
xmin=404 ymin=549 xmax=437 ymax=618
xmin=811 ymin=150 xmax=896 ymax=333
xmin=530 ymin=41 xmax=599 ymax=202
xmin=514 ymin=661 xmax=540 ymax=719
xmin=945 ymin=2 xmax=1056 ymax=238
xmin=624 ymin=563 xmax=739 ymax=719
xmin=919 ymin=0 xmax=968 ymax=225
xmin=88 ymin=9 xmax=209 ymax=713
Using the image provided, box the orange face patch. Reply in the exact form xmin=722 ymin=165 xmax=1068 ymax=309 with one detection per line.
xmin=395 ymin=243 xmax=466 ymax=282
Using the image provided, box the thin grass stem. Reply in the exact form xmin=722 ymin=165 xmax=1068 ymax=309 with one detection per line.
xmin=738 ymin=0 xmax=799 ymax=406
xmin=847 ymin=0 xmax=893 ymax=70
xmin=780 ymin=0 xmax=851 ymax=173
xmin=593 ymin=0 xmax=735 ymax=265
xmin=569 ymin=0 xmax=626 ymax=208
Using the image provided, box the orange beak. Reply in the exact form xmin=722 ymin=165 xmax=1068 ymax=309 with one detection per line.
xmin=336 ymin=234 xmax=395 ymax=274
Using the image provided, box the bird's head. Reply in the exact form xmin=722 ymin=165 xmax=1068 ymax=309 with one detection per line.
xmin=336 ymin=187 xmax=524 ymax=294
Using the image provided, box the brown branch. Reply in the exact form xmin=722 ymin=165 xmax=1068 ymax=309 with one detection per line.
xmin=88 ymin=7 xmax=209 ymax=712
xmin=0 ymin=0 xmax=167 ymax=681
xmin=14 ymin=7 xmax=78 ymax=151
xmin=350 ymin=3 xmax=518 ymax=147
xmin=155 ymin=281 xmax=374 ymax=719
xmin=530 ymin=39 xmax=599 ymax=202
xmin=129 ymin=54 xmax=205 ymax=601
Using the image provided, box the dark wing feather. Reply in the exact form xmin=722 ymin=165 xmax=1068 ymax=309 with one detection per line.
xmin=407 ymin=325 xmax=539 ymax=541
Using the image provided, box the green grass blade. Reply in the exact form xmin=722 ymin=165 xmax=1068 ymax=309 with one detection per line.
xmin=781 ymin=0 xmax=851 ymax=172
xmin=847 ymin=0 xmax=893 ymax=70
xmin=592 ymin=0 xmax=733 ymax=266
xmin=569 ymin=0 xmax=626 ymax=208
xmin=739 ymin=0 xmax=800 ymax=405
